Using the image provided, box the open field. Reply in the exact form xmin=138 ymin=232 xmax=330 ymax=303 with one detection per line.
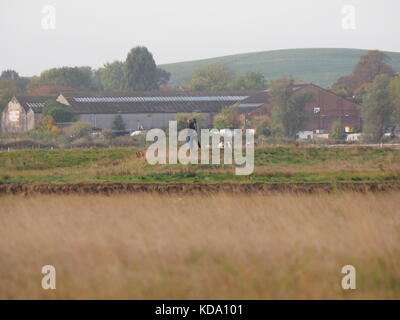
xmin=0 ymin=192 xmax=399 ymax=299
xmin=1 ymin=146 xmax=400 ymax=188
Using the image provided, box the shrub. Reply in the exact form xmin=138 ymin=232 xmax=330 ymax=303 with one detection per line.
xmin=43 ymin=100 xmax=75 ymax=123
xmin=112 ymin=115 xmax=126 ymax=131
xmin=101 ymin=128 xmax=113 ymax=140
xmin=213 ymin=114 xmax=228 ymax=130
xmin=66 ymin=122 xmax=92 ymax=139
xmin=250 ymin=116 xmax=271 ymax=137
xmin=329 ymin=121 xmax=345 ymax=140
xmin=36 ymin=115 xmax=60 ymax=135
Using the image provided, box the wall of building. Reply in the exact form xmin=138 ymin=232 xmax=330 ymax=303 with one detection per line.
xmin=300 ymin=85 xmax=362 ymax=132
xmin=1 ymin=100 xmax=28 ymax=133
xmin=77 ymin=112 xmax=213 ymax=130
xmin=27 ymin=109 xmax=36 ymax=131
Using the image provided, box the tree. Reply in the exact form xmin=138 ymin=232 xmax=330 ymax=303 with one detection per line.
xmin=42 ymin=100 xmax=75 ymax=123
xmin=97 ymin=61 xmax=125 ymax=91
xmin=213 ymin=107 xmax=239 ymax=129
xmin=0 ymin=79 xmax=22 ymax=111
xmin=1 ymin=69 xmax=19 ymax=80
xmin=213 ymin=115 xmax=228 ymax=130
xmin=124 ymin=46 xmax=158 ymax=91
xmin=249 ymin=116 xmax=271 ymax=137
xmin=29 ymin=66 xmax=94 ymax=91
xmin=188 ymin=63 xmax=234 ymax=91
xmin=332 ymin=50 xmax=396 ymax=95
xmin=36 ymin=115 xmax=60 ymax=135
xmin=362 ymin=74 xmax=394 ymax=142
xmin=228 ymin=72 xmax=267 ymax=91
xmin=156 ymin=68 xmax=171 ymax=87
xmin=270 ymin=77 xmax=314 ymax=138
xmin=390 ymin=75 xmax=400 ymax=128
xmin=329 ymin=120 xmax=345 ymax=140
xmin=112 ymin=114 xmax=126 ymax=131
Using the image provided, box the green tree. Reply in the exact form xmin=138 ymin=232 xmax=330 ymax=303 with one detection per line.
xmin=0 ymin=78 xmax=22 ymax=111
xmin=42 ymin=100 xmax=75 ymax=123
xmin=124 ymin=46 xmax=158 ymax=91
xmin=228 ymin=72 xmax=267 ymax=91
xmin=1 ymin=69 xmax=19 ymax=80
xmin=156 ymin=68 xmax=171 ymax=87
xmin=112 ymin=114 xmax=126 ymax=131
xmin=250 ymin=116 xmax=271 ymax=137
xmin=29 ymin=66 xmax=94 ymax=91
xmin=329 ymin=120 xmax=345 ymax=140
xmin=362 ymin=74 xmax=394 ymax=142
xmin=97 ymin=61 xmax=125 ymax=91
xmin=390 ymin=75 xmax=400 ymax=127
xmin=188 ymin=63 xmax=234 ymax=91
xmin=213 ymin=115 xmax=228 ymax=130
xmin=212 ymin=107 xmax=239 ymax=129
xmin=270 ymin=77 xmax=314 ymax=138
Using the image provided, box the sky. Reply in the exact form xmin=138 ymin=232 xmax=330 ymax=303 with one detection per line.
xmin=0 ymin=0 xmax=399 ymax=76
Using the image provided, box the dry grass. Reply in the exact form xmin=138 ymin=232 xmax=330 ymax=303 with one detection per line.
xmin=1 ymin=193 xmax=400 ymax=299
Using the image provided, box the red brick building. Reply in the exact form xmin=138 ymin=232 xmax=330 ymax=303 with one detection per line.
xmin=243 ymin=84 xmax=362 ymax=132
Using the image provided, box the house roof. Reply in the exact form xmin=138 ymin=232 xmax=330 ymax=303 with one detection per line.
xmin=14 ymin=91 xmax=257 ymax=114
xmin=29 ymin=85 xmax=78 ymax=96
xmin=13 ymin=96 xmax=54 ymax=112
xmin=60 ymin=91 xmax=254 ymax=114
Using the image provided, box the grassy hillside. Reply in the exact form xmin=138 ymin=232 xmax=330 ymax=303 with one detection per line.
xmin=159 ymin=48 xmax=400 ymax=88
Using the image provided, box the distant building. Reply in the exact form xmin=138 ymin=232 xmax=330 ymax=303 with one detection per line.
xmin=1 ymin=91 xmax=254 ymax=133
xmin=242 ymin=84 xmax=362 ymax=133
xmin=30 ymin=85 xmax=79 ymax=96
xmin=1 ymin=96 xmax=52 ymax=133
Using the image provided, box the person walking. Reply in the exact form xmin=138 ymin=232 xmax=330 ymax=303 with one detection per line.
xmin=193 ymin=118 xmax=201 ymax=148
xmin=187 ymin=118 xmax=195 ymax=148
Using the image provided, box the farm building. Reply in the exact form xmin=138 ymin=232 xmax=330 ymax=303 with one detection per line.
xmin=1 ymin=91 xmax=253 ymax=133
xmin=1 ymin=85 xmax=362 ymax=134
xmin=242 ymin=84 xmax=362 ymax=133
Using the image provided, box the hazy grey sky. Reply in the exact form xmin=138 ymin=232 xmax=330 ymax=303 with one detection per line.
xmin=1 ymin=0 xmax=399 ymax=76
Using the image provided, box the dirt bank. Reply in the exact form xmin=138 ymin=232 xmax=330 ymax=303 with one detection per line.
xmin=1 ymin=182 xmax=400 ymax=196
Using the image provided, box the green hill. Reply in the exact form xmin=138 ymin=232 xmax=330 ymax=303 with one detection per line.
xmin=159 ymin=48 xmax=400 ymax=88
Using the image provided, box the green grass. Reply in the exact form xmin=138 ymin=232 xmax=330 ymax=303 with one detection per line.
xmin=1 ymin=146 xmax=400 ymax=185
xmin=159 ymin=48 xmax=400 ymax=87
xmin=0 ymin=148 xmax=134 ymax=170
xmin=1 ymin=171 xmax=398 ymax=185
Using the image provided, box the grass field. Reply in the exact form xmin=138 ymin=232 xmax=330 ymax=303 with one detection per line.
xmin=159 ymin=48 xmax=400 ymax=87
xmin=0 ymin=146 xmax=400 ymax=185
xmin=1 ymin=192 xmax=399 ymax=299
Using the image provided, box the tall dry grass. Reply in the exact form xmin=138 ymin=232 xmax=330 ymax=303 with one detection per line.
xmin=0 ymin=192 xmax=399 ymax=299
